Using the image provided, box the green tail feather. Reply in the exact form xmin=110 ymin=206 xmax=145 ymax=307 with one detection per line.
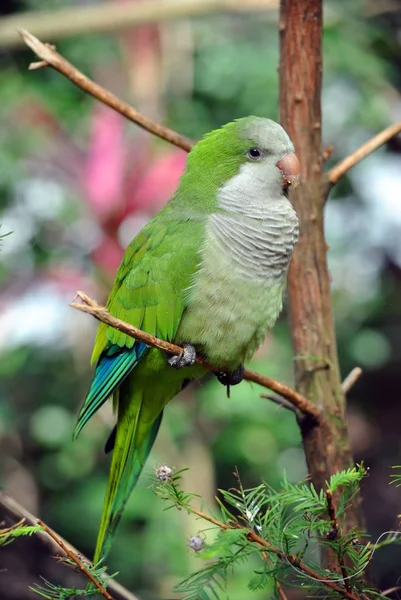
xmin=94 ymin=389 xmax=163 ymax=563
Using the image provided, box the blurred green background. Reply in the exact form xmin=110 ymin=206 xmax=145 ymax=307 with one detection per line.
xmin=1 ymin=0 xmax=401 ymax=598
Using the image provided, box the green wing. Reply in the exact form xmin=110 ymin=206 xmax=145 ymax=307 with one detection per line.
xmin=74 ymin=210 xmax=204 ymax=437
xmin=77 ymin=207 xmax=206 ymax=561
xmin=93 ymin=213 xmax=204 ymax=358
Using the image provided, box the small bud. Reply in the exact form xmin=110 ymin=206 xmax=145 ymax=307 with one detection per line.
xmin=189 ymin=535 xmax=204 ymax=552
xmin=155 ymin=465 xmax=173 ymax=482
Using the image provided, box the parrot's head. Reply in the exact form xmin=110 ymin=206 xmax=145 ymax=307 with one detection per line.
xmin=236 ymin=116 xmax=300 ymax=196
xmin=182 ymin=116 xmax=300 ymax=213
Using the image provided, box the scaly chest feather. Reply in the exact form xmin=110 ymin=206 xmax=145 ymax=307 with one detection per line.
xmin=176 ymin=207 xmax=298 ymax=368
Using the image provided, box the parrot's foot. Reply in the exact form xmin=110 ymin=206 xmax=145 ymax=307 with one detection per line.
xmin=166 ymin=344 xmax=197 ymax=369
xmin=214 ymin=364 xmax=245 ymax=387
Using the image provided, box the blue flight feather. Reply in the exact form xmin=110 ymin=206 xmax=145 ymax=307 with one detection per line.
xmin=73 ymin=342 xmax=147 ymax=438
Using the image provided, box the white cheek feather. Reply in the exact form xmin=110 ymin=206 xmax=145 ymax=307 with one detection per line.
xmin=216 ymin=160 xmax=282 ymax=218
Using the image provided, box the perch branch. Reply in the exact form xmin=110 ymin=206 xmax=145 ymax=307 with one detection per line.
xmin=341 ymin=367 xmax=363 ymax=394
xmin=18 ymin=29 xmax=194 ymax=152
xmin=37 ymin=519 xmax=114 ymax=600
xmin=327 ymin=122 xmax=401 ymax=185
xmin=2 ymin=0 xmax=278 ymax=49
xmin=189 ymin=505 xmax=361 ymax=600
xmin=70 ymin=291 xmax=321 ymax=421
xmin=0 ymin=491 xmax=140 ymax=600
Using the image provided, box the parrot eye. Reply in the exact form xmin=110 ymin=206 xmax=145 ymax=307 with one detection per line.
xmin=246 ymin=147 xmax=263 ymax=161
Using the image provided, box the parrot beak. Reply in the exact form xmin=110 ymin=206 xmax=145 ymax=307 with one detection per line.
xmin=276 ymin=152 xmax=301 ymax=190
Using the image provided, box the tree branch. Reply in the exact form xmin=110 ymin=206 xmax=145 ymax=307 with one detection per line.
xmin=18 ymin=29 xmax=194 ymax=152
xmin=70 ymin=291 xmax=321 ymax=421
xmin=327 ymin=122 xmax=401 ymax=185
xmin=37 ymin=519 xmax=114 ymax=600
xmin=189 ymin=504 xmax=362 ymax=600
xmin=260 ymin=393 xmax=298 ymax=414
xmin=0 ymin=491 xmax=140 ymax=600
xmin=341 ymin=367 xmax=363 ymax=395
xmin=2 ymin=0 xmax=278 ymax=49
xmin=322 ymin=144 xmax=334 ymax=162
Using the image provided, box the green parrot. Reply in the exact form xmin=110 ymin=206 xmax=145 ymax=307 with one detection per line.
xmin=74 ymin=116 xmax=300 ymax=562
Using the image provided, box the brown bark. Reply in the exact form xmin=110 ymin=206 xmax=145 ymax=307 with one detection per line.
xmin=278 ymin=0 xmax=364 ymax=551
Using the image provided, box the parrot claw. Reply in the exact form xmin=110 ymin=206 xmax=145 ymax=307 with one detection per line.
xmin=214 ymin=364 xmax=244 ymax=387
xmin=166 ymin=344 xmax=197 ymax=369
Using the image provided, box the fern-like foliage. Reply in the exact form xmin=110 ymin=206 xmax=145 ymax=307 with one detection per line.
xmin=174 ymin=530 xmax=251 ymax=600
xmin=29 ymin=559 xmax=117 ymax=600
xmin=2 ymin=464 xmax=400 ymax=599
xmin=153 ymin=463 xmax=401 ymax=600
xmin=0 ymin=520 xmax=43 ymax=547
xmin=0 ymin=520 xmax=116 ymax=599
xmin=29 ymin=579 xmax=93 ymax=600
xmin=390 ymin=465 xmax=401 ymax=487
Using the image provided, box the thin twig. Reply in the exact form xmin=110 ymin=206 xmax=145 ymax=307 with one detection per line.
xmin=322 ymin=144 xmax=334 ymax=162
xmin=260 ymin=394 xmax=298 ymax=413
xmin=37 ymin=519 xmax=114 ymax=600
xmin=366 ymin=1 xmax=401 ymax=17
xmin=260 ymin=548 xmax=289 ymax=600
xmin=341 ymin=367 xmax=363 ymax=394
xmin=326 ymin=490 xmax=351 ymax=593
xmin=234 ymin=366 xmax=320 ymax=420
xmin=70 ymin=291 xmax=321 ymax=420
xmin=327 ymin=122 xmax=401 ymax=185
xmin=2 ymin=0 xmax=278 ymax=48
xmin=380 ymin=586 xmax=401 ymax=597
xmin=0 ymin=518 xmax=26 ymax=536
xmin=188 ymin=505 xmax=362 ymax=600
xmin=18 ymin=29 xmax=194 ymax=152
xmin=275 ymin=580 xmax=289 ymax=600
xmin=0 ymin=492 xmax=140 ymax=600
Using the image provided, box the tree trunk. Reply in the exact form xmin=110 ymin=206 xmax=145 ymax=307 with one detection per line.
xmin=278 ymin=0 xmax=364 ymax=560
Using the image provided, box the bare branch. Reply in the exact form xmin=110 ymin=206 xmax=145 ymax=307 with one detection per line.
xmin=18 ymin=29 xmax=194 ymax=152
xmin=327 ymin=122 xmax=401 ymax=185
xmin=322 ymin=144 xmax=334 ymax=162
xmin=37 ymin=519 xmax=114 ymax=600
xmin=0 ymin=518 xmax=26 ymax=537
xmin=241 ymin=368 xmax=320 ymax=419
xmin=2 ymin=0 xmax=278 ymax=49
xmin=0 ymin=491 xmax=140 ymax=600
xmin=380 ymin=587 xmax=401 ymax=597
xmin=70 ymin=291 xmax=321 ymax=421
xmin=260 ymin=393 xmax=298 ymax=414
xmin=341 ymin=367 xmax=363 ymax=395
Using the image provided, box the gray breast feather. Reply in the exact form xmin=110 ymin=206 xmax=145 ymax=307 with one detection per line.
xmin=210 ymin=211 xmax=299 ymax=281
